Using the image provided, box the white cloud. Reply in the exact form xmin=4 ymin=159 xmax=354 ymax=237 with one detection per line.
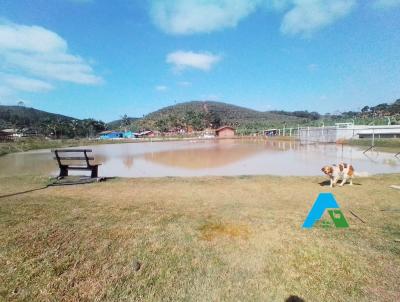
xmin=0 ymin=22 xmax=103 ymax=97
xmin=308 ymin=63 xmax=319 ymax=72
xmin=150 ymin=0 xmax=261 ymax=34
xmin=0 ymin=23 xmax=67 ymax=53
xmin=3 ymin=52 xmax=102 ymax=85
xmin=264 ymin=0 xmax=292 ymax=11
xmin=201 ymin=93 xmax=221 ymax=100
xmin=155 ymin=85 xmax=168 ymax=91
xmin=0 ymin=73 xmax=53 ymax=92
xmin=281 ymin=0 xmax=356 ymax=36
xmin=167 ymin=51 xmax=221 ymax=72
xmin=178 ymin=81 xmax=192 ymax=87
xmin=149 ymin=0 xmax=357 ymax=37
xmin=373 ymin=0 xmax=400 ymax=9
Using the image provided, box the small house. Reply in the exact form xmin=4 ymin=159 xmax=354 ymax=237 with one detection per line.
xmin=2 ymin=129 xmax=20 ymax=138
xmin=264 ymin=129 xmax=278 ymax=136
xmin=135 ymin=130 xmax=155 ymax=138
xmin=215 ymin=126 xmax=235 ymax=137
xmin=99 ymin=130 xmax=133 ymax=139
xmin=140 ymin=130 xmax=154 ymax=137
xmin=0 ymin=130 xmax=13 ymax=142
xmin=20 ymin=128 xmax=38 ymax=137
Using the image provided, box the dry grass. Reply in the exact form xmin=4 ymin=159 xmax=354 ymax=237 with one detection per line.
xmin=0 ymin=174 xmax=399 ymax=301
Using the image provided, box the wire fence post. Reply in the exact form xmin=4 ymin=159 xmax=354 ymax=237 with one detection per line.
xmin=372 ymin=128 xmax=375 ymax=147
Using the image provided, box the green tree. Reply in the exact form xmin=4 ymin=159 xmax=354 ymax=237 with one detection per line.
xmin=120 ymin=114 xmax=130 ymax=131
xmin=206 ymin=111 xmax=221 ymax=129
xmin=155 ymin=118 xmax=168 ymax=132
xmin=184 ymin=110 xmax=206 ymax=131
xmin=361 ymin=106 xmax=370 ymax=113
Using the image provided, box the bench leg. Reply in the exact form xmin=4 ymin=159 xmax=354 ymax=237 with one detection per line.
xmin=59 ymin=166 xmax=68 ymax=178
xmin=91 ymin=166 xmax=98 ymax=178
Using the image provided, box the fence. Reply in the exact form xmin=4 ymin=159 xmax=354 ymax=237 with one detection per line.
xmin=298 ymin=125 xmax=400 ymax=143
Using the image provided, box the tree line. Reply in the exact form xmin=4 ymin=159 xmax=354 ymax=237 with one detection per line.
xmin=0 ymin=108 xmax=106 ymax=138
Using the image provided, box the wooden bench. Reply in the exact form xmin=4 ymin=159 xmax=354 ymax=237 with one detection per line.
xmin=53 ymin=149 xmax=100 ymax=178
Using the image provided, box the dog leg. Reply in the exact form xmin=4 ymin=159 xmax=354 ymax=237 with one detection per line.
xmin=339 ymin=178 xmax=347 ymax=187
xmin=330 ymin=178 xmax=334 ymax=188
xmin=349 ymin=177 xmax=353 ymax=185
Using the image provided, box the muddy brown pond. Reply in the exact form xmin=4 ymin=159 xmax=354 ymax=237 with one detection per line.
xmin=0 ymin=139 xmax=399 ymax=177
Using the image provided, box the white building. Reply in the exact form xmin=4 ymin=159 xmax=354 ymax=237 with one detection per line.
xmin=299 ymin=123 xmax=400 ymax=143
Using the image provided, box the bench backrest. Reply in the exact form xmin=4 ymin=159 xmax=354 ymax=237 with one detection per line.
xmin=52 ymin=149 xmax=94 ymax=167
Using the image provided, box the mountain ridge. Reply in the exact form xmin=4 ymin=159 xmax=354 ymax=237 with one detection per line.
xmin=0 ymin=105 xmax=76 ymax=129
xmin=1 ymin=98 xmax=399 ymax=135
xmin=134 ymin=100 xmax=310 ymax=131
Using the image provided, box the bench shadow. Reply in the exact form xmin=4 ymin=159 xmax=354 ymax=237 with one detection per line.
xmin=0 ymin=177 xmax=114 ymax=199
xmin=51 ymin=176 xmax=111 ymax=186
xmin=285 ymin=295 xmax=305 ymax=302
xmin=0 ymin=186 xmax=49 ymax=199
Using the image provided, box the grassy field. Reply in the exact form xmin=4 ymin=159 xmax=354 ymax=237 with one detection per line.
xmin=0 ymin=175 xmax=399 ymax=301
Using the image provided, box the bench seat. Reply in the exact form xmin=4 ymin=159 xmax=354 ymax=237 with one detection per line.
xmin=67 ymin=166 xmax=98 ymax=170
xmin=52 ymin=149 xmax=100 ymax=178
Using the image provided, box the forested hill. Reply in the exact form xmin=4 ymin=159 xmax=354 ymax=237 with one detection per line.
xmin=146 ymin=101 xmax=307 ymax=121
xmin=0 ymin=105 xmax=106 ymax=138
xmin=107 ymin=117 xmax=139 ymax=129
xmin=136 ymin=101 xmax=309 ymax=131
xmin=0 ymin=105 xmax=74 ymax=129
xmin=2 ymin=98 xmax=399 ymax=136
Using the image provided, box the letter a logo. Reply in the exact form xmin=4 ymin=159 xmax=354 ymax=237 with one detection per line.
xmin=303 ymin=193 xmax=349 ymax=229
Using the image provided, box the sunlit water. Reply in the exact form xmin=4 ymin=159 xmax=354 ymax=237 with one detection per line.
xmin=0 ymin=139 xmax=399 ymax=177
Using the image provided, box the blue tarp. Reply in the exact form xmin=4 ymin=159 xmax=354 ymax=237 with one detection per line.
xmin=100 ymin=131 xmax=132 ymax=139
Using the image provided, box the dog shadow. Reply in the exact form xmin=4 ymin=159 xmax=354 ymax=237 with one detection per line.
xmin=318 ymin=180 xmax=362 ymax=187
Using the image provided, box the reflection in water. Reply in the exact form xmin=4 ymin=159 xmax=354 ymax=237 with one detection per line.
xmin=145 ymin=143 xmax=264 ymax=169
xmin=0 ymin=151 xmax=57 ymax=176
xmin=143 ymin=140 xmax=303 ymax=169
xmin=383 ymin=158 xmax=399 ymax=167
xmin=123 ymin=156 xmax=134 ymax=169
xmin=0 ymin=139 xmax=398 ymax=177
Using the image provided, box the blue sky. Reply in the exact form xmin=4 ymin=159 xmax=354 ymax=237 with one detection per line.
xmin=0 ymin=0 xmax=399 ymax=121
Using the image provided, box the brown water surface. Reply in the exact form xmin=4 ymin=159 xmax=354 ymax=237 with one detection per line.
xmin=0 ymin=139 xmax=399 ymax=177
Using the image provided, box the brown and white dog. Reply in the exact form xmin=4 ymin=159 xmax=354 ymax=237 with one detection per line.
xmin=321 ymin=163 xmax=354 ymax=187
